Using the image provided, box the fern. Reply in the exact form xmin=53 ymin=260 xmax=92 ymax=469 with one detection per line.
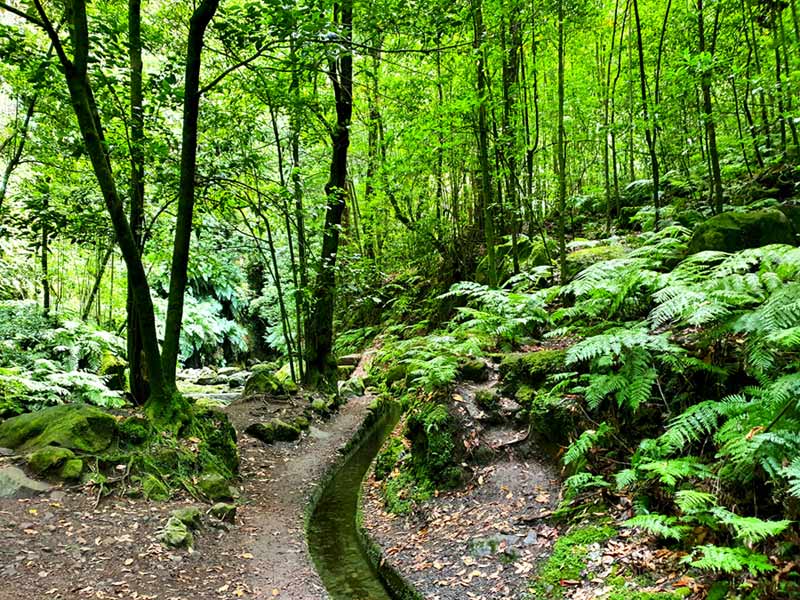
xmin=563 ymin=423 xmax=612 ymax=468
xmin=682 ymin=545 xmax=774 ymax=575
xmin=710 ymin=507 xmax=792 ymax=545
xmin=638 ymin=457 xmax=713 ymax=487
xmin=624 ymin=513 xmax=689 ymax=541
xmin=674 ymin=490 xmax=717 ymax=512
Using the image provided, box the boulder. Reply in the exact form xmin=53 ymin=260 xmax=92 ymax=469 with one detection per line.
xmin=227 ymin=372 xmax=249 ymax=389
xmin=459 ymin=359 xmax=489 ymax=383
xmin=210 ymin=502 xmax=236 ymax=523
xmin=197 ymin=471 xmax=238 ymax=502
xmin=142 ymin=474 xmax=171 ymax=501
xmin=98 ymin=351 xmax=127 ymax=391
xmin=243 ymin=371 xmax=285 ymax=396
xmin=171 ymin=506 xmax=203 ymax=529
xmin=0 ymin=466 xmax=51 ymax=499
xmin=26 ymin=445 xmax=75 ymax=475
xmin=59 ymin=458 xmax=84 ymax=481
xmin=500 ymin=349 xmax=566 ymax=394
xmin=158 ymin=516 xmax=193 ymax=549
xmin=338 ymin=354 xmax=362 ymax=367
xmin=565 ymin=245 xmax=626 ymax=279
xmin=0 ymin=404 xmax=117 ymax=454
xmin=338 ymin=376 xmax=365 ymax=399
xmin=245 ymin=419 xmax=301 ymax=445
xmin=687 ymin=209 xmax=795 ymax=255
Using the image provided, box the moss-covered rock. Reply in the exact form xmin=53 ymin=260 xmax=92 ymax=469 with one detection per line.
xmin=197 ymin=471 xmax=237 ymax=502
xmin=98 ymin=351 xmax=127 ymax=391
xmin=27 ymin=445 xmax=75 ymax=475
xmin=191 ymin=408 xmax=239 ymax=476
xmin=500 ymin=349 xmax=566 ymax=394
xmin=405 ymin=402 xmax=463 ymax=487
xmin=210 ymin=502 xmax=236 ymax=523
xmin=565 ymin=245 xmax=626 ymax=279
xmin=158 ymin=516 xmax=193 ymax=548
xmin=385 ymin=364 xmax=407 ymax=386
xmin=142 ymin=474 xmax=171 ymax=501
xmin=474 ymin=389 xmax=499 ymax=413
xmin=59 ymin=458 xmax=83 ymax=481
xmin=171 ymin=506 xmax=203 ymax=529
xmin=293 ymin=415 xmax=310 ymax=430
xmin=0 ymin=404 xmax=117 ymax=454
xmin=337 ymin=365 xmax=356 ymax=381
xmin=119 ymin=416 xmax=150 ymax=445
xmin=459 ymin=359 xmax=489 ymax=383
xmin=375 ymin=437 xmax=405 ymax=481
xmin=245 ymin=419 xmax=301 ymax=445
xmin=311 ymin=397 xmax=330 ymax=415
xmin=243 ymin=371 xmax=286 ymax=397
xmin=339 ymin=376 xmax=365 ymax=399
xmin=687 ymin=209 xmax=795 ymax=255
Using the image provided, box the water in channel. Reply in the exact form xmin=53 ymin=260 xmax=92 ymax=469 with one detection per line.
xmin=307 ymin=405 xmax=400 ymax=600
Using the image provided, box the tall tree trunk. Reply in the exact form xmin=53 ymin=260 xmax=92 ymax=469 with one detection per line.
xmin=304 ymin=0 xmax=353 ymax=386
xmin=698 ymin=0 xmax=724 ymax=213
xmin=82 ymin=242 xmax=114 ymax=322
xmin=161 ymin=0 xmax=221 ymax=392
xmin=127 ymin=0 xmax=149 ymax=405
xmin=632 ymin=0 xmax=660 ymax=229
xmin=41 ymin=194 xmax=50 ymax=317
xmin=557 ymin=0 xmax=567 ymax=280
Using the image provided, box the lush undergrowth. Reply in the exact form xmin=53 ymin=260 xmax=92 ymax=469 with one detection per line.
xmin=359 ymin=206 xmax=800 ymax=596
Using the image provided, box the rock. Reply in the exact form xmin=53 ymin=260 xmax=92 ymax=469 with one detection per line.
xmin=474 ymin=389 xmax=499 ymax=413
xmin=337 ymin=365 xmax=355 ymax=381
xmin=197 ymin=471 xmax=237 ymax=502
xmin=209 ymin=503 xmax=236 ymax=523
xmin=196 ymin=373 xmax=226 ymax=386
xmin=687 ymin=209 xmax=795 ymax=255
xmin=338 ymin=354 xmax=362 ymax=367
xmin=245 ymin=420 xmax=301 ymax=445
xmin=250 ymin=362 xmax=279 ymax=375
xmin=468 ymin=534 xmax=520 ymax=558
xmin=158 ymin=516 xmax=193 ymax=549
xmin=217 ymin=367 xmax=238 ymax=376
xmin=0 ymin=447 xmax=13 ymax=457
xmin=171 ymin=507 xmax=203 ymax=529
xmin=273 ymin=364 xmax=299 ymax=394
xmin=338 ymin=376 xmax=365 ymax=399
xmin=0 ymin=466 xmax=52 ymax=499
xmin=0 ymin=404 xmax=117 ymax=454
xmin=59 ymin=459 xmax=83 ymax=481
xmin=385 ymin=364 xmax=407 ymax=385
xmin=294 ymin=416 xmax=310 ymax=430
xmin=119 ymin=416 xmax=150 ymax=445
xmin=27 ymin=445 xmax=75 ymax=475
xmin=243 ymin=371 xmax=286 ymax=397
xmin=98 ymin=351 xmax=127 ymax=391
xmin=311 ymin=398 xmax=329 ymax=415
xmin=500 ymin=349 xmax=566 ymax=394
xmin=565 ymin=245 xmax=626 ymax=279
xmin=460 ymin=359 xmax=490 ymax=383
xmin=227 ymin=372 xmax=249 ymax=389
xmin=142 ymin=474 xmax=171 ymax=501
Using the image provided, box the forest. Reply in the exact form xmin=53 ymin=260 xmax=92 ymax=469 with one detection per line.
xmin=0 ymin=0 xmax=799 ymax=598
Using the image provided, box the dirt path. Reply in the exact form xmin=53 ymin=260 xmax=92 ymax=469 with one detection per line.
xmin=0 ymin=391 xmax=377 ymax=600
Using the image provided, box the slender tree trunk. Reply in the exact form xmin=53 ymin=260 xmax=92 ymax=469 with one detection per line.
xmin=82 ymin=243 xmax=114 ymax=322
xmin=127 ymin=0 xmax=149 ymax=405
xmin=557 ymin=0 xmax=567 ymax=280
xmin=161 ymin=0 xmax=221 ymax=391
xmin=698 ymin=0 xmax=724 ymax=213
xmin=0 ymin=94 xmax=36 ymax=215
xmin=632 ymin=0 xmax=660 ymax=229
xmin=304 ymin=0 xmax=353 ymax=386
xmin=41 ymin=194 xmax=50 ymax=317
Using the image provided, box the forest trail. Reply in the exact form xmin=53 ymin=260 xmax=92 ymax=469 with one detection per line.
xmin=361 ymin=363 xmax=563 ymax=599
xmin=0 ymin=367 xmax=381 ymax=600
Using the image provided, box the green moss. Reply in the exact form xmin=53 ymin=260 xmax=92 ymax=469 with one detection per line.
xmin=687 ymin=208 xmax=795 ymax=254
xmin=197 ymin=471 xmax=236 ymax=501
xmin=529 ymin=524 xmax=616 ymax=599
xmin=158 ymin=516 xmax=193 ymax=548
xmin=528 ymin=390 xmax=578 ymax=445
xmin=474 ymin=389 xmax=499 ymax=412
xmin=566 ymin=245 xmax=626 ymax=279
xmin=98 ymin=351 xmax=127 ymax=391
xmin=190 ymin=408 xmax=239 ymax=476
xmin=294 ymin=415 xmax=310 ymax=430
xmin=245 ymin=419 xmax=301 ymax=444
xmin=0 ymin=404 xmax=117 ymax=453
xmin=142 ymin=474 xmax=171 ymax=501
xmin=244 ymin=371 xmax=287 ymax=396
xmin=210 ymin=502 xmax=236 ymax=523
xmin=27 ymin=445 xmax=75 ymax=474
xmin=119 ymin=416 xmax=150 ymax=445
xmin=375 ymin=437 xmax=405 ymax=481
xmin=459 ymin=359 xmax=489 ymax=383
xmin=405 ymin=402 xmax=459 ymax=485
xmin=385 ymin=364 xmax=407 ymax=385
xmin=171 ymin=506 xmax=202 ymax=529
xmin=382 ymin=468 xmax=433 ymax=515
xmin=59 ymin=458 xmax=83 ymax=480
xmin=500 ymin=349 xmax=566 ymax=394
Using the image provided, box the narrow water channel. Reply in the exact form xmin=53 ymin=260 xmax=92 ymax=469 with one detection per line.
xmin=307 ymin=405 xmax=400 ymax=600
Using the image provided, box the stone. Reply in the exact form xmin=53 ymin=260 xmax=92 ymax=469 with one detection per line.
xmin=0 ymin=448 xmax=13 ymax=457
xmin=311 ymin=398 xmax=329 ymax=415
xmin=687 ymin=209 xmax=795 ymax=255
xmin=197 ymin=471 xmax=236 ymax=502
xmin=0 ymin=466 xmax=51 ymax=499
xmin=227 ymin=372 xmax=249 ymax=389
xmin=243 ymin=371 xmax=285 ymax=397
xmin=196 ymin=373 xmax=225 ymax=386
xmin=0 ymin=404 xmax=117 ymax=454
xmin=27 ymin=446 xmax=75 ymax=475
xmin=499 ymin=349 xmax=566 ymax=394
xmin=460 ymin=359 xmax=489 ymax=383
xmin=98 ymin=351 xmax=127 ymax=391
xmin=338 ymin=376 xmax=365 ymax=399
xmin=59 ymin=459 xmax=83 ymax=481
xmin=158 ymin=516 xmax=193 ymax=549
xmin=293 ymin=416 xmax=310 ymax=430
xmin=338 ymin=354 xmax=362 ymax=367
xmin=171 ymin=507 xmax=203 ymax=529
xmin=337 ymin=365 xmax=355 ymax=381
xmin=245 ymin=420 xmax=301 ymax=445
xmin=209 ymin=502 xmax=236 ymax=523
xmin=565 ymin=245 xmax=626 ymax=279
xmin=142 ymin=474 xmax=171 ymax=501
